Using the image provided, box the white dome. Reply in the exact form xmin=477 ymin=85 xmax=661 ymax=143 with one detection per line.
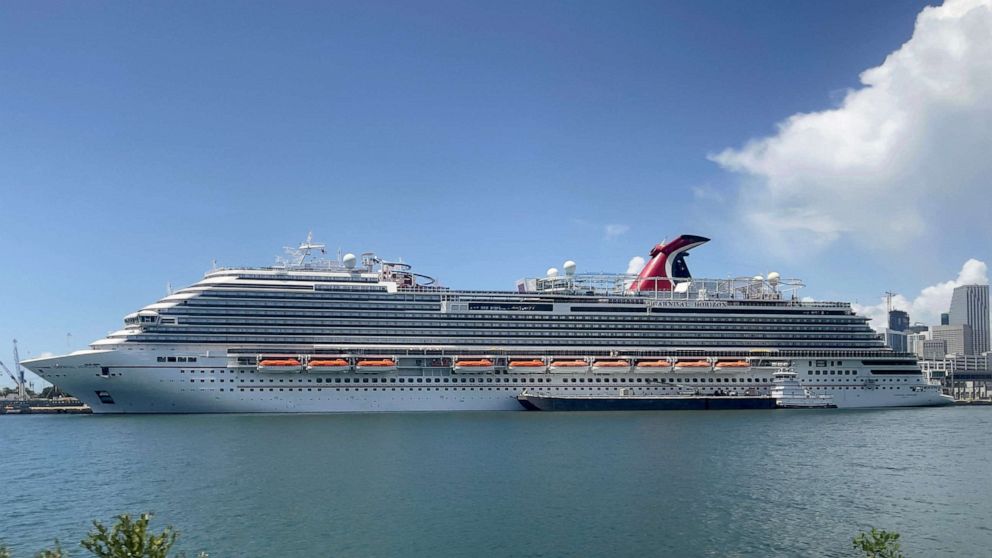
xmin=563 ymin=261 xmax=577 ymax=276
xmin=767 ymin=272 xmax=781 ymax=285
xmin=547 ymin=267 xmax=559 ymax=278
xmin=753 ymin=275 xmax=764 ymax=281
xmin=343 ymin=253 xmax=357 ymax=269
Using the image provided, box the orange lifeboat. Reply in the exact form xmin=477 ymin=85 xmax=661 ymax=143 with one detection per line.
xmin=715 ymin=360 xmax=750 ymax=370
xmin=634 ymin=359 xmax=672 ymax=372
xmin=258 ymin=358 xmax=303 ymax=373
xmin=549 ymin=360 xmax=590 ymax=373
xmin=509 ymin=359 xmax=547 ymax=373
xmin=592 ymin=360 xmax=630 ymax=373
xmin=453 ymin=359 xmax=495 ymax=373
xmin=355 ymin=358 xmax=397 ymax=373
xmin=307 ymin=358 xmax=351 ymax=372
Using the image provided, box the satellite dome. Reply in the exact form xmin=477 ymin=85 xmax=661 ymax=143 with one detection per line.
xmin=767 ymin=272 xmax=781 ymax=285
xmin=753 ymin=275 xmax=764 ymax=281
xmin=343 ymin=253 xmax=357 ymax=269
xmin=547 ymin=267 xmax=559 ymax=278
xmin=563 ymin=261 xmax=577 ymax=276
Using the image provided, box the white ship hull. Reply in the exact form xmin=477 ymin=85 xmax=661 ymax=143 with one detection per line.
xmin=25 ymin=348 xmax=953 ymax=413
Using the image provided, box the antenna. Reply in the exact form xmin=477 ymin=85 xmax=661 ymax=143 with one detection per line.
xmin=295 ymin=231 xmax=327 ymax=266
xmin=885 ymin=291 xmax=897 ymax=313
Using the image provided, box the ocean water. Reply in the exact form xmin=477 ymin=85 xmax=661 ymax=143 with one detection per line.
xmin=1 ymin=407 xmax=990 ymax=557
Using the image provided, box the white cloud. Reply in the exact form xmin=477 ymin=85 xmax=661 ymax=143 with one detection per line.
xmin=853 ymin=258 xmax=988 ymax=330
xmin=626 ymin=256 xmax=646 ymax=275
xmin=604 ymin=224 xmax=630 ymax=240
xmin=691 ymin=184 xmax=726 ymax=203
xmin=711 ymin=0 xmax=992 ymax=252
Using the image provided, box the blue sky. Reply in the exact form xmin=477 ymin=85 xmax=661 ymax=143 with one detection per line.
xmin=3 ymin=0 xmax=990 ymax=387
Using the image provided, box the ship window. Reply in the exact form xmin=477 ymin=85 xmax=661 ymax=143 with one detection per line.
xmin=157 ymin=357 xmax=166 ymax=362
xmin=167 ymin=357 xmax=177 ymax=362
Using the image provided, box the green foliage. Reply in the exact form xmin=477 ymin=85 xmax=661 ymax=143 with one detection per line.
xmin=80 ymin=514 xmax=177 ymax=558
xmin=853 ymin=528 xmax=905 ymax=558
xmin=34 ymin=541 xmax=64 ymax=558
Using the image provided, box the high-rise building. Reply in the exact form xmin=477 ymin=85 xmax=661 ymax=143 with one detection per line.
xmin=941 ymin=313 xmax=950 ymax=325
xmin=949 ymin=284 xmax=990 ymax=355
xmin=906 ymin=323 xmax=929 ymax=335
xmin=907 ymin=331 xmax=930 ymax=357
xmin=883 ymin=328 xmax=908 ymax=353
xmin=932 ymin=324 xmax=974 ymax=356
xmin=888 ymin=310 xmax=910 ymax=332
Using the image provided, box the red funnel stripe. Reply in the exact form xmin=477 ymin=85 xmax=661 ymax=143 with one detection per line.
xmin=629 ymin=235 xmax=709 ymax=292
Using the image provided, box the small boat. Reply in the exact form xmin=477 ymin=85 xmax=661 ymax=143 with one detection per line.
xmin=549 ymin=360 xmax=590 ymax=373
xmin=306 ymin=358 xmax=351 ymax=373
xmin=508 ymin=359 xmax=546 ymax=373
xmin=674 ymin=360 xmax=712 ymax=371
xmin=771 ymin=369 xmax=836 ymax=409
xmin=257 ymin=358 xmax=303 ymax=373
xmin=714 ymin=360 xmax=750 ymax=372
xmin=453 ymin=359 xmax=495 ymax=373
xmin=634 ymin=359 xmax=672 ymax=373
xmin=592 ymin=360 xmax=630 ymax=373
xmin=355 ymin=359 xmax=397 ymax=373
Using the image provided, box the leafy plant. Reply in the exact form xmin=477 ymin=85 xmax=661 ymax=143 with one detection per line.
xmin=853 ymin=527 xmax=905 ymax=558
xmin=80 ymin=514 xmax=177 ymax=558
xmin=34 ymin=541 xmax=64 ymax=558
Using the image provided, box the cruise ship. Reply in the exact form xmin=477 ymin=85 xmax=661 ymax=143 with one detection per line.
xmin=22 ymin=234 xmax=952 ymax=413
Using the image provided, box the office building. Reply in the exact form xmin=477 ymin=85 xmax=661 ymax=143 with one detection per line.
xmin=888 ymin=310 xmax=910 ymax=332
xmin=932 ymin=324 xmax=974 ymax=356
xmin=949 ymin=284 xmax=990 ymax=355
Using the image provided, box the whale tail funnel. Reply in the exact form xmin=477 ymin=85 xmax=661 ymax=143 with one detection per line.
xmin=629 ymin=235 xmax=710 ymax=292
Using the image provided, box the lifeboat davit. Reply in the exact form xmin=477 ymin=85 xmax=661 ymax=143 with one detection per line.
xmin=355 ymin=358 xmax=397 ymax=373
xmin=714 ymin=360 xmax=750 ymax=372
xmin=549 ymin=360 xmax=590 ymax=373
xmin=634 ymin=359 xmax=672 ymax=373
xmin=509 ymin=359 xmax=547 ymax=374
xmin=257 ymin=358 xmax=303 ymax=373
xmin=674 ymin=359 xmax=712 ymax=372
xmin=453 ymin=359 xmax=495 ymax=373
xmin=592 ymin=360 xmax=630 ymax=373
xmin=307 ymin=358 xmax=351 ymax=373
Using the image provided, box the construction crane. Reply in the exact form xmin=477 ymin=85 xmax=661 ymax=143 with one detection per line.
xmin=885 ymin=291 xmax=898 ymax=313
xmin=0 ymin=339 xmax=28 ymax=401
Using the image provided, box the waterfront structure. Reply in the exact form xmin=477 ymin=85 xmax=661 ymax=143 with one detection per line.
xmin=932 ymin=324 xmax=974 ymax=356
xmin=949 ymin=284 xmax=990 ymax=355
xmin=22 ymin=234 xmax=952 ymax=413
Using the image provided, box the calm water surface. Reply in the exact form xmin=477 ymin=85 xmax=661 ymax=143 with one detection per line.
xmin=1 ymin=407 xmax=990 ymax=557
